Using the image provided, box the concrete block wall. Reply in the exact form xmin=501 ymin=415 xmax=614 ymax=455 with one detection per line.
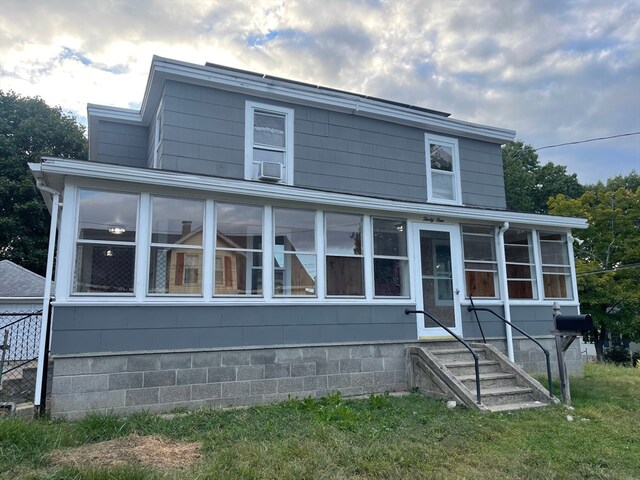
xmin=50 ymin=343 xmax=408 ymax=419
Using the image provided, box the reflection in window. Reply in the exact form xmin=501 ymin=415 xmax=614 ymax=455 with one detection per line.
xmin=373 ymin=218 xmax=409 ymax=297
xmin=215 ymin=203 xmax=263 ymax=296
xmin=74 ymin=189 xmax=138 ymax=293
xmin=148 ymin=196 xmax=204 ymax=295
xmin=274 ymin=208 xmax=316 ymax=296
xmin=504 ymin=229 xmax=537 ymax=299
xmin=539 ymin=232 xmax=573 ymax=299
xmin=325 ymin=213 xmax=364 ymax=296
xmin=462 ymin=225 xmax=499 ymax=298
xmin=426 ymin=135 xmax=460 ymax=204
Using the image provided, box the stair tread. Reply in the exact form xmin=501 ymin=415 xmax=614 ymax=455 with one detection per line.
xmin=431 ymin=348 xmax=485 ymax=355
xmin=487 ymin=401 xmax=550 ymax=412
xmin=456 ymin=372 xmax=515 ymax=381
xmin=443 ymin=359 xmax=498 ymax=367
xmin=481 ymin=386 xmax=533 ymax=396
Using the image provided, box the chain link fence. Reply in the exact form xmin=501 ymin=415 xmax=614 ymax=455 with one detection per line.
xmin=0 ymin=310 xmax=42 ymax=404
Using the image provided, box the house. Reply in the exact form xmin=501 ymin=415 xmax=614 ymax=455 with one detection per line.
xmin=30 ymin=56 xmax=587 ymax=418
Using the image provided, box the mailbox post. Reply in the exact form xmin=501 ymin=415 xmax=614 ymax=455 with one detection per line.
xmin=552 ymin=302 xmax=594 ymax=406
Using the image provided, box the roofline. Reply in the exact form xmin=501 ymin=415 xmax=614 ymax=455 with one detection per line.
xmin=33 ymin=158 xmax=587 ymax=230
xmin=88 ymin=55 xmax=516 ymax=144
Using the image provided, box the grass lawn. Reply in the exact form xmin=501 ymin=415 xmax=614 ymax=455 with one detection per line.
xmin=1 ymin=363 xmax=638 ymax=479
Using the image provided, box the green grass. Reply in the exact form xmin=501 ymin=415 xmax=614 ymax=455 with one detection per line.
xmin=1 ymin=363 xmax=638 ymax=479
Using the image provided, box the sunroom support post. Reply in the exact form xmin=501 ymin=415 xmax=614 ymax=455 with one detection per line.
xmin=497 ymin=222 xmax=514 ymax=361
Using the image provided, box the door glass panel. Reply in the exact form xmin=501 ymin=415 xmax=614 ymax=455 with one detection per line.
xmin=420 ymin=230 xmax=455 ymax=328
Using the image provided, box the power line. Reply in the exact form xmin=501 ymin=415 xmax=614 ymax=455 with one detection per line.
xmin=535 ymin=131 xmax=640 ymax=151
xmin=576 ymin=263 xmax=640 ymax=276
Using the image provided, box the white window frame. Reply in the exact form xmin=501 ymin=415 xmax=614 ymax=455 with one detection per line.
xmin=371 ymin=217 xmax=411 ymax=299
xmin=461 ymin=224 xmax=500 ymax=300
xmin=324 ymin=212 xmax=365 ymax=298
xmin=425 ymin=133 xmax=462 ymax=205
xmin=244 ymin=101 xmax=295 ymax=185
xmin=504 ymin=228 xmax=538 ymax=300
xmin=153 ymin=99 xmax=163 ymax=169
xmin=537 ymin=230 xmax=574 ymax=301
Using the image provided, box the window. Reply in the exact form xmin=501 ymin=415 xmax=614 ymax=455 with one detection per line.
xmin=73 ymin=190 xmax=138 ymax=294
xmin=373 ymin=218 xmax=409 ymax=297
xmin=325 ymin=213 xmax=364 ymax=296
xmin=245 ymin=101 xmax=294 ymax=184
xmin=274 ymin=208 xmax=316 ymax=296
xmin=539 ymin=232 xmax=573 ymax=299
xmin=148 ymin=196 xmax=204 ymax=295
xmin=462 ymin=225 xmax=499 ymax=298
xmin=425 ymin=134 xmax=461 ymax=204
xmin=215 ymin=203 xmax=263 ymax=296
xmin=504 ymin=229 xmax=538 ymax=299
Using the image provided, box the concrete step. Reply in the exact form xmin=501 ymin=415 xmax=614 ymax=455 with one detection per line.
xmin=443 ymin=360 xmax=502 ymax=376
xmin=457 ymin=372 xmax=518 ymax=390
xmin=479 ymin=386 xmax=535 ymax=406
xmin=430 ymin=347 xmax=489 ymax=363
xmin=487 ymin=401 xmax=550 ymax=412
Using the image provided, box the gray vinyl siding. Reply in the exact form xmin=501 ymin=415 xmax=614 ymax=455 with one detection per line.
xmin=92 ymin=120 xmax=148 ymax=168
xmin=155 ymin=81 xmax=507 ymax=209
xmin=50 ymin=305 xmax=416 ymax=355
xmin=461 ymin=305 xmax=579 ymax=339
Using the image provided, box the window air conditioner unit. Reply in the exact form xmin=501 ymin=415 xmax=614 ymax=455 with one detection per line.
xmin=258 ymin=161 xmax=283 ymax=181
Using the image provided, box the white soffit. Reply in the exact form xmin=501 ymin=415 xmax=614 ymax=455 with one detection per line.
xmin=34 ymin=158 xmax=587 ymax=230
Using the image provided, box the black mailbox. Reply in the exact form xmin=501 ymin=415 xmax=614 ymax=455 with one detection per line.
xmin=555 ymin=314 xmax=593 ymax=333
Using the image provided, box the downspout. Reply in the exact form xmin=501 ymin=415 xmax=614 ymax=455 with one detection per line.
xmin=33 ymin=180 xmax=61 ymax=411
xmin=496 ymin=222 xmax=515 ymax=361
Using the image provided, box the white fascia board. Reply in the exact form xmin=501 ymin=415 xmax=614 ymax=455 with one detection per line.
xmin=38 ymin=158 xmax=588 ymax=230
xmin=87 ymin=104 xmax=142 ymax=123
xmin=102 ymin=56 xmax=515 ymax=143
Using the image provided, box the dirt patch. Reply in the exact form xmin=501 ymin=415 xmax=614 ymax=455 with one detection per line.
xmin=49 ymin=435 xmax=202 ymax=470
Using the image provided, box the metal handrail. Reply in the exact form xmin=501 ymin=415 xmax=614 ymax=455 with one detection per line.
xmin=405 ymin=308 xmax=482 ymax=404
xmin=467 ymin=296 xmax=553 ymax=397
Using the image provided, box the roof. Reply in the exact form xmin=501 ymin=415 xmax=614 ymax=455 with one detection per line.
xmin=87 ymin=56 xmax=516 ymax=145
xmin=0 ymin=260 xmax=51 ymax=298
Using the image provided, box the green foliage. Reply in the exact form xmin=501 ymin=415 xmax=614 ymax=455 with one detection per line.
xmin=1 ymin=369 xmax=639 ymax=479
xmin=549 ymin=174 xmax=640 ymax=356
xmin=502 ymin=140 xmax=583 ymax=213
xmin=0 ymin=90 xmax=87 ymax=275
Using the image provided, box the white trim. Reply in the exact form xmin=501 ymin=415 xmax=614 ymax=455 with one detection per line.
xmin=315 ymin=211 xmax=326 ymax=299
xmin=203 ymin=199 xmax=215 ymax=301
xmin=34 ymin=159 xmax=588 ymax=230
xmin=244 ymin=101 xmax=295 ymax=185
xmin=136 ymin=193 xmax=150 ymax=300
xmin=363 ymin=215 xmax=374 ymax=300
xmin=153 ymin=99 xmax=163 ymax=169
xmin=425 ymin=134 xmax=462 ymax=205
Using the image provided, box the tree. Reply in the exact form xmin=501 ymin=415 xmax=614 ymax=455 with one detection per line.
xmin=502 ymin=141 xmax=584 ymax=213
xmin=0 ymin=91 xmax=87 ymax=275
xmin=548 ymin=175 xmax=640 ymax=360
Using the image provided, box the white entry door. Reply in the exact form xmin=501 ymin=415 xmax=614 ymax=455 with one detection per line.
xmin=413 ymin=224 xmax=463 ymax=338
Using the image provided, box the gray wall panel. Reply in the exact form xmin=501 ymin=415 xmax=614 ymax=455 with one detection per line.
xmin=92 ymin=120 xmax=148 ymax=168
xmin=51 ymin=304 xmax=416 ymax=355
xmin=149 ymin=80 xmax=507 ymax=209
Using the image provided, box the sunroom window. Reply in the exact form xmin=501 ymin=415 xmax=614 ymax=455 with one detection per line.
xmin=325 ymin=213 xmax=364 ymax=297
xmin=274 ymin=208 xmax=317 ymax=296
xmin=504 ymin=229 xmax=538 ymax=299
xmin=73 ymin=189 xmax=138 ymax=294
xmin=462 ymin=225 xmax=499 ymax=298
xmin=215 ymin=203 xmax=263 ymax=296
xmin=372 ymin=218 xmax=409 ymax=297
xmin=539 ymin=232 xmax=573 ymax=299
xmin=148 ymin=196 xmax=204 ymax=295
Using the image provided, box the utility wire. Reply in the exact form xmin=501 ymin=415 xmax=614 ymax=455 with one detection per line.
xmin=535 ymin=131 xmax=640 ymax=151
xmin=576 ymin=263 xmax=640 ymax=276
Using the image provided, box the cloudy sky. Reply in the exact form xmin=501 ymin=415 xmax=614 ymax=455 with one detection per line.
xmin=1 ymin=0 xmax=639 ymax=184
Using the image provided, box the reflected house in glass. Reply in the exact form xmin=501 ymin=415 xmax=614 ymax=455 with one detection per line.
xmin=30 ymin=56 xmax=588 ymax=418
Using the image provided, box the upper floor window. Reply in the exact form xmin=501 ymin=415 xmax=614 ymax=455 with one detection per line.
xmin=73 ymin=189 xmax=138 ymax=294
xmin=462 ymin=225 xmax=499 ymax=299
xmin=148 ymin=196 xmax=204 ymax=295
xmin=245 ymin=101 xmax=294 ymax=185
xmin=539 ymin=232 xmax=573 ymax=300
xmin=425 ymin=134 xmax=462 ymax=205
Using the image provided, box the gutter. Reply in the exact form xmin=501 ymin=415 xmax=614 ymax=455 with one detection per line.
xmin=496 ymin=222 xmax=514 ymax=361
xmin=33 ymin=180 xmax=62 ymax=411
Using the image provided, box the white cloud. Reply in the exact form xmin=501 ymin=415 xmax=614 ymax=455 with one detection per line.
xmin=1 ymin=0 xmax=638 ymax=183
